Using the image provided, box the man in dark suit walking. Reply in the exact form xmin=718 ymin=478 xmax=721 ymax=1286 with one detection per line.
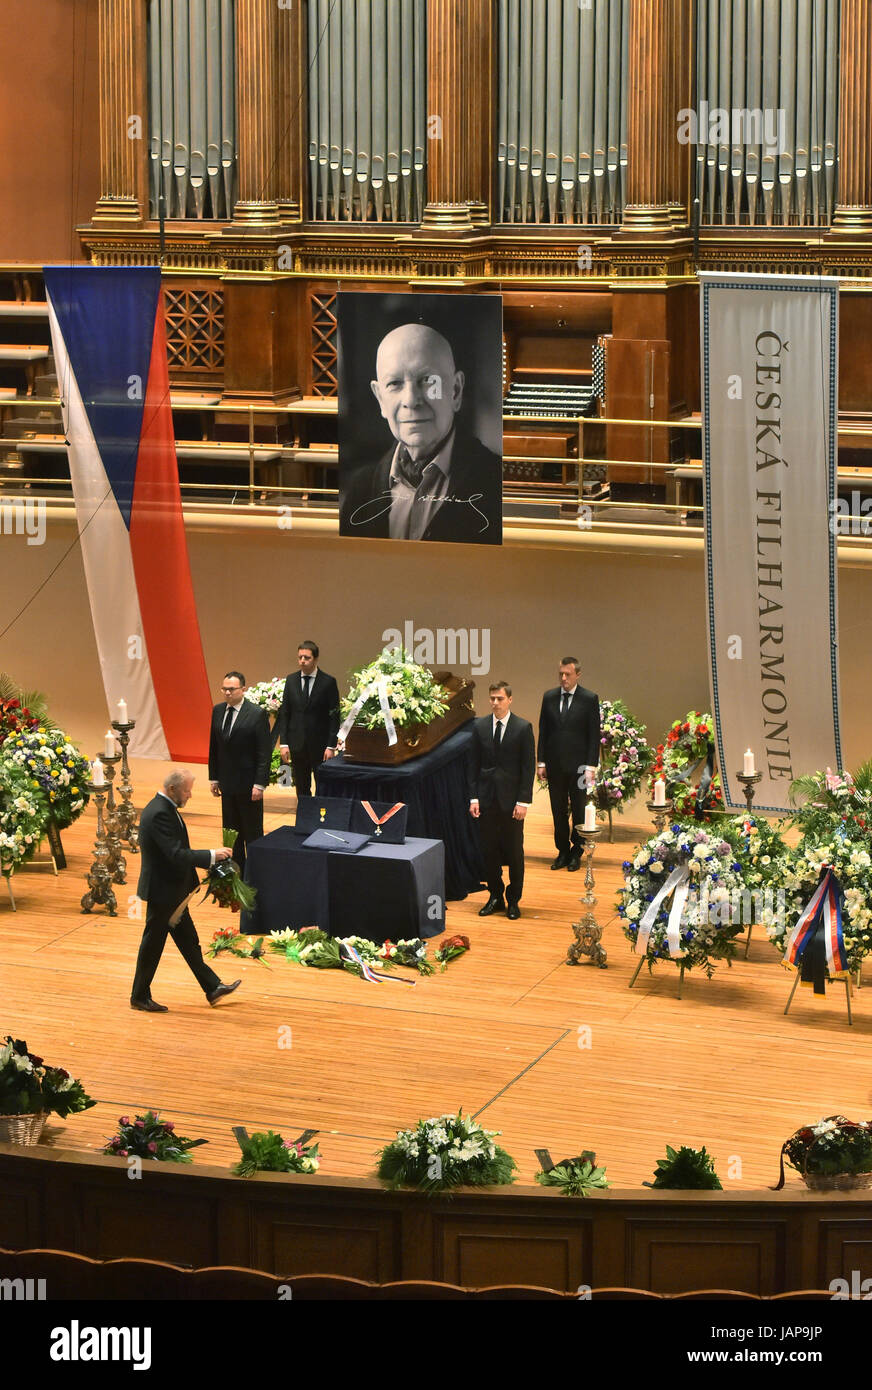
xmin=468 ymin=681 xmax=536 ymax=920
xmin=208 ymin=670 xmax=271 ymax=875
xmin=131 ymin=770 xmax=240 ymax=1013
xmin=277 ymin=641 xmax=341 ymax=797
xmin=537 ymin=657 xmax=601 ymax=873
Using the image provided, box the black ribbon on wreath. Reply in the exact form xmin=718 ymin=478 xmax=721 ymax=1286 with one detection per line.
xmin=670 ymin=741 xmax=718 ymax=820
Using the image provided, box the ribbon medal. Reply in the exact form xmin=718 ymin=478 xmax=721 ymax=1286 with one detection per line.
xmin=360 ymin=800 xmax=405 ymax=838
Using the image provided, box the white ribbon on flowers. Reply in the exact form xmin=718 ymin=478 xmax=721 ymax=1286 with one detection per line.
xmin=337 ymin=679 xmax=397 ymax=747
xmin=635 ymin=864 xmax=690 ymax=958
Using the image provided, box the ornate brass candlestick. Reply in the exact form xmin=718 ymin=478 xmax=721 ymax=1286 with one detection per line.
xmin=736 ymin=770 xmax=762 ymax=814
xmin=100 ymin=753 xmax=127 ymax=885
xmin=81 ymin=778 xmax=117 ymax=915
xmin=566 ymin=825 xmax=607 ymax=968
xmin=111 ymin=719 xmax=139 ymax=852
xmin=646 ymin=797 xmax=674 ymax=835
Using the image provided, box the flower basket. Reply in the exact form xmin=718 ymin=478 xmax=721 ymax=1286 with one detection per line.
xmin=802 ymin=1170 xmax=872 ymax=1193
xmin=0 ymin=1110 xmax=46 ymax=1146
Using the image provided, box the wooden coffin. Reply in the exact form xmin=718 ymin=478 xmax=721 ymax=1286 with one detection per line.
xmin=341 ymin=673 xmax=476 ymax=766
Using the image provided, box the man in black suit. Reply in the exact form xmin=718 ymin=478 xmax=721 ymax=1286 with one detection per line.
xmin=131 ymin=770 xmax=240 ymax=1012
xmin=339 ymin=323 xmax=502 ymax=545
xmin=537 ymin=657 xmax=601 ymax=873
xmin=208 ymin=670 xmax=271 ymax=875
xmin=277 ymin=641 xmax=341 ymax=797
xmin=468 ymin=681 xmax=536 ymax=920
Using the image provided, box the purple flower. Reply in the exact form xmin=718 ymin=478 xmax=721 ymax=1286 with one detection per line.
xmin=118 ymin=1148 xmax=128 ymax=1157
xmin=119 ymin=1116 xmax=129 ymax=1126
xmin=147 ymin=1142 xmax=157 ymax=1153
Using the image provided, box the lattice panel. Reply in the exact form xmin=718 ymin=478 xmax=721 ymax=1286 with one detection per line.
xmin=310 ymin=293 xmax=338 ymax=397
xmin=164 ymin=288 xmax=225 ymax=370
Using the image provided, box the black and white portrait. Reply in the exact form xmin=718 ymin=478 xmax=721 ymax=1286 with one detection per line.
xmin=338 ymin=293 xmax=503 ymax=546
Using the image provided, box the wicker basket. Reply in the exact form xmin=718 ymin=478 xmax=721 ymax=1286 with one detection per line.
xmin=802 ymin=1170 xmax=872 ymax=1193
xmin=0 ymin=1111 xmax=47 ymax=1146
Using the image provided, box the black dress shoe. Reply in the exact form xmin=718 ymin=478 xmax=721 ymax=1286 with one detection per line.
xmin=567 ymin=853 xmax=581 ymax=872
xmin=550 ymin=854 xmax=569 ymax=870
xmin=506 ymin=903 xmax=521 ymax=920
xmin=130 ymin=999 xmax=168 ymax=1013
xmin=207 ymin=979 xmax=241 ymax=1005
xmin=478 ymin=895 xmax=506 ymax=917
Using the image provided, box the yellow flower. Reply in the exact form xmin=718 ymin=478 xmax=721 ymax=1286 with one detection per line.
xmin=71 ymin=787 xmax=79 ymax=795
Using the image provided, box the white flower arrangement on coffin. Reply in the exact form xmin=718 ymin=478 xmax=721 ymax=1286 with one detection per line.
xmin=341 ymin=648 xmax=449 ymax=732
xmin=619 ymin=824 xmax=745 ymax=977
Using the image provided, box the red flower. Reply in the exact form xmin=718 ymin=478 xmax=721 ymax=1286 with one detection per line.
xmin=798 ymin=1128 xmax=814 ymax=1143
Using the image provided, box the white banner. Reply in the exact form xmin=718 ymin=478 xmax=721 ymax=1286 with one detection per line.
xmin=701 ymin=272 xmax=842 ymax=813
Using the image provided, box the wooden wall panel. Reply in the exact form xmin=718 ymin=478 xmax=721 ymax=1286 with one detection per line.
xmin=71 ymin=1181 xmax=220 ymax=1267
xmin=249 ymin=1202 xmax=402 ymax=1282
xmin=627 ymin=1219 xmax=787 ymax=1296
xmin=436 ymin=1216 xmax=591 ymax=1291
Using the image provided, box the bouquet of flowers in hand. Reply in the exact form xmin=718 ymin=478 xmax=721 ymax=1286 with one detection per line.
xmin=379 ymin=938 xmax=434 ymax=975
xmin=0 ymin=1036 xmax=95 ymax=1118
xmin=207 ymin=927 xmax=268 ymax=963
xmin=201 ymin=830 xmax=257 ymax=915
xmin=341 ymin=648 xmax=449 ymax=732
xmin=376 ymin=1109 xmax=517 ymax=1193
xmin=434 ymin=935 xmax=470 ymax=970
xmin=103 ymin=1110 xmax=206 ymax=1163
xmin=232 ymin=1126 xmax=320 ymax=1177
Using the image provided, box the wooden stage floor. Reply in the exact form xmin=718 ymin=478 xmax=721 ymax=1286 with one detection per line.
xmin=2 ymin=762 xmax=870 ymax=1192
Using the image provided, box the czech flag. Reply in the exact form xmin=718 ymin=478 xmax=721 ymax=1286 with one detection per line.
xmin=44 ymin=266 xmax=211 ymax=760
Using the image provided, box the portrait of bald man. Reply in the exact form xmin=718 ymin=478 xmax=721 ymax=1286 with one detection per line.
xmin=338 ymin=295 xmax=503 ymax=545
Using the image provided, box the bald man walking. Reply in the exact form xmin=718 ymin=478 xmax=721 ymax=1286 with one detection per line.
xmin=339 ymin=322 xmax=502 ymax=544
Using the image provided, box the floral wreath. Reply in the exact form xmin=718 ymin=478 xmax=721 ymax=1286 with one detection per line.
xmin=0 ymin=761 xmax=47 ymax=874
xmin=593 ymin=698 xmax=654 ymax=814
xmin=719 ymin=813 xmax=791 ymax=899
xmin=650 ymin=710 xmax=722 ymax=817
xmin=1 ymin=727 xmax=90 ymax=830
xmin=619 ymin=824 xmax=744 ymax=974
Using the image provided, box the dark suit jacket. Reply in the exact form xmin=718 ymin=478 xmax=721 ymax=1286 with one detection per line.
xmin=136 ymin=794 xmax=212 ymax=910
xmin=468 ymin=713 xmax=536 ymax=814
xmin=339 ymin=433 xmax=503 ymax=544
xmin=537 ymin=686 xmax=601 ymax=776
xmin=276 ymin=669 xmax=341 ymax=761
xmin=208 ymin=699 xmax=272 ymax=795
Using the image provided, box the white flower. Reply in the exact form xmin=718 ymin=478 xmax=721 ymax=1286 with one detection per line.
xmin=649 ymin=862 xmax=664 ymax=875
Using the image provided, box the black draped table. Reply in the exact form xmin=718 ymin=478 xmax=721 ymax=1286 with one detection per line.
xmin=243 ymin=827 xmax=445 ymax=943
xmin=315 ymin=725 xmax=484 ymax=900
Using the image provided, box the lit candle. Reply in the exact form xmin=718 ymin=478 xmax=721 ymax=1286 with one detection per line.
xmin=117 ymin=699 xmax=128 ymax=724
xmin=653 ymin=777 xmax=666 ymax=807
xmin=104 ymin=730 xmax=117 ymax=759
xmin=743 ymin=749 xmax=756 ymax=776
xmin=91 ymin=758 xmax=105 ymax=787
xmin=583 ymin=801 xmax=597 ymax=832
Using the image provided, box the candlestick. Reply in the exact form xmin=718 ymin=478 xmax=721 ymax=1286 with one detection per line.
xmin=583 ymin=801 xmax=597 ymax=832
xmin=98 ymin=752 xmax=127 ymax=885
xmin=81 ymin=776 xmax=118 ymax=916
xmin=104 ymin=730 xmax=117 ymax=759
xmin=736 ymin=770 xmax=762 ymax=815
xmin=111 ymin=718 xmax=139 ymax=853
xmin=117 ymin=699 xmax=128 ymax=724
xmin=91 ymin=758 xmax=105 ymax=787
xmin=653 ymin=777 xmax=666 ymax=807
xmin=646 ymin=796 xmax=674 ymax=835
xmin=743 ymin=749 xmax=756 ymax=776
xmin=567 ymin=825 xmax=607 ymax=968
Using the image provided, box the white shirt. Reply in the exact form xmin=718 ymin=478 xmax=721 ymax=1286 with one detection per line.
xmin=560 ymin=684 xmax=578 ymax=710
xmin=469 ymin=713 xmax=529 ymax=808
xmin=388 ymin=435 xmax=454 ymax=541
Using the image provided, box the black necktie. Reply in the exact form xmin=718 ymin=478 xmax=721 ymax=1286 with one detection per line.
xmin=303 ymin=675 xmax=311 ymax=701
xmin=560 ymin=693 xmax=568 ymax=717
xmin=494 ymin=719 xmax=503 ymax=750
xmin=222 ymin=705 xmax=234 ymax=736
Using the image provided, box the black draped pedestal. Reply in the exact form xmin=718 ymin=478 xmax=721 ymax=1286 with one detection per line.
xmin=244 ymin=828 xmax=446 ymax=943
xmin=315 ymin=726 xmax=484 ymax=900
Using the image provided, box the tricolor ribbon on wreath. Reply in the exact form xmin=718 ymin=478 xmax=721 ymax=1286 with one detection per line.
xmin=336 ymin=680 xmax=397 ymax=747
xmin=338 ymin=940 xmax=416 ymax=986
xmin=635 ymin=864 xmax=691 ymax=959
xmin=781 ymin=866 xmax=849 ymax=996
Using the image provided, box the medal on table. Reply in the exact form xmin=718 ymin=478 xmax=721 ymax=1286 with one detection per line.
xmin=360 ymin=800 xmax=405 ymax=838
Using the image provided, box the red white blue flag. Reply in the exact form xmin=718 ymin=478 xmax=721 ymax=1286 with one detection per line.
xmin=44 ymin=266 xmax=210 ymax=760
